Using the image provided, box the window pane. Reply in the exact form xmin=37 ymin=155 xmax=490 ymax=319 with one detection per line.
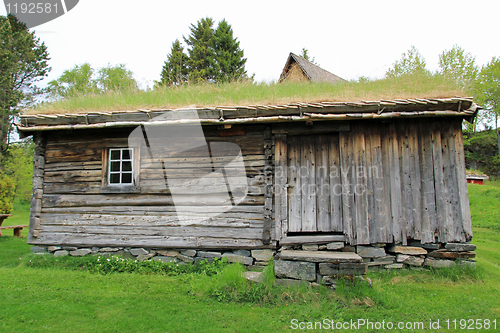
xmin=110 ymin=150 xmax=120 ymax=160
xmin=122 ymin=149 xmax=132 ymax=160
xmin=110 ymin=161 xmax=120 ymax=172
xmin=109 ymin=173 xmax=120 ymax=184
xmin=122 ymin=161 xmax=132 ymax=172
xmin=122 ymin=173 xmax=132 ymax=184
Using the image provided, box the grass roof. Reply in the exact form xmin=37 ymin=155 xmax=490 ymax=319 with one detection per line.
xmin=27 ymin=74 xmax=466 ymax=115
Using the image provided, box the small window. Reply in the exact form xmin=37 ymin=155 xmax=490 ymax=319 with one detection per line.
xmin=108 ymin=148 xmax=134 ymax=185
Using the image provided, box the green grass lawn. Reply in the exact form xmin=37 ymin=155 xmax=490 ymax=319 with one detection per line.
xmin=1 ymin=182 xmax=500 ymax=332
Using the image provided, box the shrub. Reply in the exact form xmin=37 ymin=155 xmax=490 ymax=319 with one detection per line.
xmin=464 ymin=129 xmax=500 ymax=177
xmin=0 ymin=172 xmax=15 ymax=214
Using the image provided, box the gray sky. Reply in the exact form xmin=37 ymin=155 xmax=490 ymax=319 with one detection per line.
xmin=2 ymin=0 xmax=500 ymax=88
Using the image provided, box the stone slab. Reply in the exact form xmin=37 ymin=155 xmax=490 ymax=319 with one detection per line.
xmin=356 ymin=246 xmax=386 ymax=258
xmin=251 ymin=249 xmax=273 ymax=262
xmin=222 ymin=253 xmax=253 ymax=265
xmin=197 ymin=251 xmax=222 ymax=259
xmin=99 ymin=247 xmax=119 ymax=252
xmin=404 ymin=256 xmax=425 ymax=267
xmin=385 ymin=263 xmax=404 ymax=269
xmin=30 ymin=246 xmax=47 ymax=253
xmin=130 ymin=248 xmax=148 ymax=256
xmin=47 ymin=246 xmax=61 ymax=252
xmin=386 ymin=246 xmax=427 ymax=255
xmin=232 ymin=250 xmax=251 ymax=257
xmin=275 ymin=260 xmax=316 ymax=281
xmin=427 ymin=250 xmax=476 ymax=259
xmin=278 ymin=250 xmax=362 ymax=263
xmin=180 ymin=249 xmax=197 ymax=257
xmin=445 ymin=243 xmax=477 ymax=252
xmin=396 ymin=254 xmax=410 ymax=263
xmin=54 ymin=250 xmax=69 ymax=257
xmin=424 ymin=258 xmax=456 ymax=268
xmin=176 ymin=254 xmax=194 ymax=263
xmin=319 ymin=262 xmax=367 ymax=276
xmin=302 ymin=244 xmax=319 ymax=251
xmin=326 ymin=242 xmax=344 ymax=250
xmin=70 ymin=249 xmax=91 ymax=257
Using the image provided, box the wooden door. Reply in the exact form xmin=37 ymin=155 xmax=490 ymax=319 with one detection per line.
xmin=286 ymin=134 xmax=343 ymax=233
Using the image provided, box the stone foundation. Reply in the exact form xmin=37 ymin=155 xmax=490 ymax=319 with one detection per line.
xmin=30 ymin=246 xmax=275 ymax=268
xmin=30 ymin=240 xmax=476 ymax=289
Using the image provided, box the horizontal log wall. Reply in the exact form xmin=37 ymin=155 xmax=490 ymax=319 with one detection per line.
xmin=33 ymin=125 xmax=273 ymax=249
xmin=339 ymin=118 xmax=471 ymax=245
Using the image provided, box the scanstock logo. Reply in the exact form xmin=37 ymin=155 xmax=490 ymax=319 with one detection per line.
xmin=129 ymin=110 xmax=249 ymax=224
xmin=4 ymin=0 xmax=79 ymax=29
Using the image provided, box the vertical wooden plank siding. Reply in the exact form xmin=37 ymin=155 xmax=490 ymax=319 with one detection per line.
xmin=408 ymin=124 xmax=422 ymax=240
xmin=398 ymin=125 xmax=412 ymax=245
xmin=369 ymin=125 xmax=390 ymax=243
xmin=364 ymin=125 xmax=377 ymax=244
xmin=418 ymin=122 xmax=438 ymax=243
xmin=387 ymin=123 xmax=403 ymax=244
xmin=454 ymin=120 xmax=473 ymax=240
xmin=339 ymin=132 xmax=355 ymax=244
xmin=274 ymin=134 xmax=288 ymax=240
xmin=287 ymin=136 xmax=301 ymax=232
xmin=328 ymin=133 xmax=343 ymax=233
xmin=301 ymin=136 xmax=316 ymax=231
xmin=380 ymin=125 xmax=395 ymax=244
xmin=441 ymin=121 xmax=464 ymax=242
xmin=353 ymin=125 xmax=370 ymax=244
xmin=431 ymin=121 xmax=448 ymax=242
xmin=315 ymin=135 xmax=331 ymax=231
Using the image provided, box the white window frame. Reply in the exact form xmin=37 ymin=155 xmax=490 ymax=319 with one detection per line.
xmin=108 ymin=148 xmax=135 ymax=186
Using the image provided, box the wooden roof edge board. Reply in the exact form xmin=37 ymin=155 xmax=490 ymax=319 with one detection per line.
xmin=15 ymin=110 xmax=475 ymax=132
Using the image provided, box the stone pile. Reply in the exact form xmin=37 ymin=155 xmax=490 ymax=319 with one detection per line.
xmin=357 ymin=242 xmax=477 ymax=270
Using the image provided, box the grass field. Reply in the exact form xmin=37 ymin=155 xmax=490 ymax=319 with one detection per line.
xmin=1 ymin=182 xmax=499 ymax=332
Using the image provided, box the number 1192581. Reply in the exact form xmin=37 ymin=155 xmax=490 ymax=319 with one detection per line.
xmin=6 ymin=2 xmax=58 ymax=14
xmin=445 ymin=319 xmax=496 ymax=330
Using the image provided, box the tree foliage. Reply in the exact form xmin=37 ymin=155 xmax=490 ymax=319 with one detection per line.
xmin=0 ymin=171 xmax=14 ymax=214
xmin=385 ymin=46 xmax=429 ymax=79
xmin=474 ymin=57 xmax=500 ymax=154
xmin=1 ymin=139 xmax=33 ymax=202
xmin=0 ymin=14 xmax=50 ymax=151
xmin=211 ymin=19 xmax=247 ymax=82
xmin=299 ymin=48 xmax=318 ymax=65
xmin=49 ymin=63 xmax=137 ymax=98
xmin=159 ymin=18 xmax=247 ymax=86
xmin=160 ymin=39 xmax=189 ymax=86
xmin=439 ymin=45 xmax=478 ymax=91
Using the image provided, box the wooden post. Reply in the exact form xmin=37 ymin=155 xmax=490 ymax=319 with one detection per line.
xmin=29 ymin=133 xmax=46 ymax=243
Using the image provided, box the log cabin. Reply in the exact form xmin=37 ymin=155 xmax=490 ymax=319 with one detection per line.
xmin=17 ymin=97 xmax=478 ymax=254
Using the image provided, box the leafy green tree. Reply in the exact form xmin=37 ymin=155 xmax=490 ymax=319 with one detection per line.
xmin=474 ymin=57 xmax=500 ymax=155
xmin=0 ymin=14 xmax=50 ymax=152
xmin=0 ymin=171 xmax=14 ymax=214
xmin=49 ymin=63 xmax=137 ymax=98
xmin=160 ymin=39 xmax=189 ymax=86
xmin=211 ymin=19 xmax=247 ymax=82
xmin=385 ymin=46 xmax=429 ymax=79
xmin=2 ymin=139 xmax=33 ymax=202
xmin=48 ymin=63 xmax=96 ymax=98
xmin=438 ymin=45 xmax=478 ymax=91
xmin=97 ymin=64 xmax=138 ymax=92
xmin=184 ymin=17 xmax=216 ymax=82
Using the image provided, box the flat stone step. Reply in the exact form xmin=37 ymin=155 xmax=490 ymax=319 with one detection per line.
xmin=277 ymin=250 xmax=363 ymax=263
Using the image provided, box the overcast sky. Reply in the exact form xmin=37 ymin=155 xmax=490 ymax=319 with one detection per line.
xmin=2 ymin=0 xmax=500 ymax=89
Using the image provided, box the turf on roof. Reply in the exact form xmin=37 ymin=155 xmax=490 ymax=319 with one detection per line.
xmin=27 ymin=74 xmax=466 ymax=115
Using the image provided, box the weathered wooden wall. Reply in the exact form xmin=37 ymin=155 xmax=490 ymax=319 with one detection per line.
xmin=275 ymin=118 xmax=472 ymax=245
xmin=31 ymin=125 xmax=273 ymax=249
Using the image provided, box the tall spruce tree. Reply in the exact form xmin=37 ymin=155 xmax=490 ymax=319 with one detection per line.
xmin=211 ymin=19 xmax=247 ymax=82
xmin=183 ymin=17 xmax=216 ymax=82
xmin=160 ymin=39 xmax=189 ymax=86
xmin=0 ymin=14 xmax=50 ymax=151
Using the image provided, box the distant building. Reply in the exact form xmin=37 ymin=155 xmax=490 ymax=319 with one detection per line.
xmin=279 ymin=52 xmax=347 ymax=84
